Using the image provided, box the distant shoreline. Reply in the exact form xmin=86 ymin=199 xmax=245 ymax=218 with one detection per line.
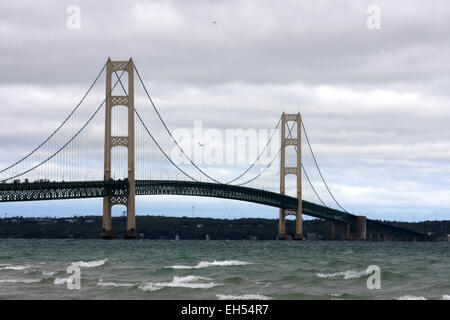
xmin=0 ymin=215 xmax=449 ymax=241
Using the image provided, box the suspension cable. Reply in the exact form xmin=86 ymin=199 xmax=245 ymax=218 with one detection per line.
xmin=116 ymin=70 xmax=198 ymax=181
xmin=134 ymin=108 xmax=198 ymax=182
xmin=301 ymin=119 xmax=348 ymax=212
xmin=134 ymin=65 xmax=282 ymax=185
xmin=234 ymin=129 xmax=326 ymax=207
xmin=134 ymin=65 xmax=223 ymax=183
xmin=114 ymin=68 xmax=279 ymax=185
xmin=237 ymin=147 xmax=281 ymax=186
xmin=278 ymin=118 xmax=328 ymax=207
xmin=301 ymin=164 xmax=327 ymax=206
xmin=226 ymin=116 xmax=281 ymax=184
xmin=0 ymin=62 xmax=107 ymax=174
xmin=3 ymin=63 xmax=128 ymax=181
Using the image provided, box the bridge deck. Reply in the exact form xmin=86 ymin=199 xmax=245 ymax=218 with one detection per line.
xmin=0 ymin=180 xmax=349 ymax=222
xmin=0 ymin=180 xmax=425 ymax=238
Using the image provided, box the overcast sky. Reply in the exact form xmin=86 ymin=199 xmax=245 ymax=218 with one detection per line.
xmin=1 ymin=0 xmax=449 ymax=221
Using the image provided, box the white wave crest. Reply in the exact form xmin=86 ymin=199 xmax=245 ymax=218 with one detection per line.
xmin=216 ymin=294 xmax=272 ymax=300
xmin=71 ymin=259 xmax=108 ymax=268
xmin=53 ymin=277 xmax=71 ymax=285
xmin=138 ymin=283 xmax=162 ymax=292
xmin=97 ymin=279 xmax=136 ymax=287
xmin=166 ymin=260 xmax=251 ymax=269
xmin=317 ymin=269 xmax=370 ymax=280
xmin=329 ymin=293 xmax=343 ymax=297
xmin=441 ymin=295 xmax=450 ymax=300
xmin=139 ymin=275 xmax=220 ymax=292
xmin=0 ymin=264 xmax=31 ymax=271
xmin=0 ymin=278 xmax=42 ymax=284
xmin=42 ymin=271 xmax=56 ymax=276
xmin=396 ymin=295 xmax=427 ymax=300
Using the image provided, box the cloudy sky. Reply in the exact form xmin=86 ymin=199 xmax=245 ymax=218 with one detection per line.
xmin=1 ymin=0 xmax=449 ymax=221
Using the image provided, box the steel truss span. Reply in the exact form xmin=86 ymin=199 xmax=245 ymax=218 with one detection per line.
xmin=0 ymin=180 xmax=295 ymax=207
xmin=0 ymin=180 xmax=128 ymax=202
xmin=0 ymin=180 xmax=342 ymax=221
xmin=0 ymin=180 xmax=426 ymax=239
xmin=135 ymin=180 xmax=297 ymax=210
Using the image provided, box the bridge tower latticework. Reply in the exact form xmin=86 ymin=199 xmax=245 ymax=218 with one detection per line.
xmin=102 ymin=59 xmax=136 ymax=239
xmin=278 ymin=112 xmax=302 ymax=240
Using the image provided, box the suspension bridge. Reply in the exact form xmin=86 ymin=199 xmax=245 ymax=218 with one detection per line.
xmin=0 ymin=58 xmax=427 ymax=241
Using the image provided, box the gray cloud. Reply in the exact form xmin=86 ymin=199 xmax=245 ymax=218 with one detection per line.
xmin=0 ymin=0 xmax=449 ymax=221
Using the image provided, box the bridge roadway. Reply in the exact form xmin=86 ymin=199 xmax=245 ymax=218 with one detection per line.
xmin=0 ymin=180 xmax=426 ymax=239
xmin=0 ymin=180 xmax=348 ymax=222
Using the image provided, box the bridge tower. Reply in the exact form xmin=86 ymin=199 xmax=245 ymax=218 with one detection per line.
xmin=102 ymin=58 xmax=136 ymax=239
xmin=278 ymin=112 xmax=302 ymax=240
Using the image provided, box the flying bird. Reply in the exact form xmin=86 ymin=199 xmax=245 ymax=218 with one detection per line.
xmin=198 ymin=142 xmax=205 ymax=147
xmin=209 ymin=20 xmax=219 ymax=24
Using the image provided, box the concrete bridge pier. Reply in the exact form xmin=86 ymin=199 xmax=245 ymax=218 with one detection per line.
xmin=331 ymin=221 xmax=350 ymax=240
xmin=331 ymin=221 xmax=340 ymax=240
xmin=345 ymin=222 xmax=350 ymax=240
xmin=278 ymin=210 xmax=288 ymax=240
xmin=352 ymin=216 xmax=367 ymax=240
xmin=331 ymin=222 xmax=335 ymax=239
xmin=331 ymin=216 xmax=366 ymax=240
xmin=331 ymin=222 xmax=336 ymax=240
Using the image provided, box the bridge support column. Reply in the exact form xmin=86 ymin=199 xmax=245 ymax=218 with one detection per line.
xmin=278 ymin=112 xmax=303 ymax=240
xmin=278 ymin=210 xmax=288 ymax=240
xmin=345 ymin=222 xmax=350 ymax=240
xmin=353 ymin=216 xmax=366 ymax=240
xmin=102 ymin=58 xmax=136 ymax=240
xmin=331 ymin=222 xmax=337 ymax=240
xmin=102 ymin=198 xmax=114 ymax=239
xmin=331 ymin=221 xmax=350 ymax=240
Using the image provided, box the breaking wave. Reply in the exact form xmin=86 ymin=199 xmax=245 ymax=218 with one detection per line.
xmin=317 ymin=269 xmax=370 ymax=280
xmin=97 ymin=279 xmax=137 ymax=287
xmin=396 ymin=295 xmax=427 ymax=300
xmin=0 ymin=264 xmax=31 ymax=271
xmin=53 ymin=277 xmax=71 ymax=285
xmin=216 ymin=294 xmax=272 ymax=300
xmin=0 ymin=278 xmax=42 ymax=284
xmin=166 ymin=260 xmax=251 ymax=269
xmin=71 ymin=259 xmax=108 ymax=268
xmin=329 ymin=293 xmax=343 ymax=297
xmin=138 ymin=275 xmax=220 ymax=292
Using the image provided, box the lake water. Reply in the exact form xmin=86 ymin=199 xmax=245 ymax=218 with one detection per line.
xmin=0 ymin=239 xmax=448 ymax=300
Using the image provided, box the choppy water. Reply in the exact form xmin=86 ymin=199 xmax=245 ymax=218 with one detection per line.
xmin=0 ymin=240 xmax=448 ymax=300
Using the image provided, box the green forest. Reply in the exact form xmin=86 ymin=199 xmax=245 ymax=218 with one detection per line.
xmin=0 ymin=215 xmax=449 ymax=240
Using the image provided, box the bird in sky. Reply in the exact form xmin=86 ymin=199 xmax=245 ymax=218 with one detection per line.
xmin=209 ymin=20 xmax=219 ymax=24
xmin=198 ymin=142 xmax=205 ymax=147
